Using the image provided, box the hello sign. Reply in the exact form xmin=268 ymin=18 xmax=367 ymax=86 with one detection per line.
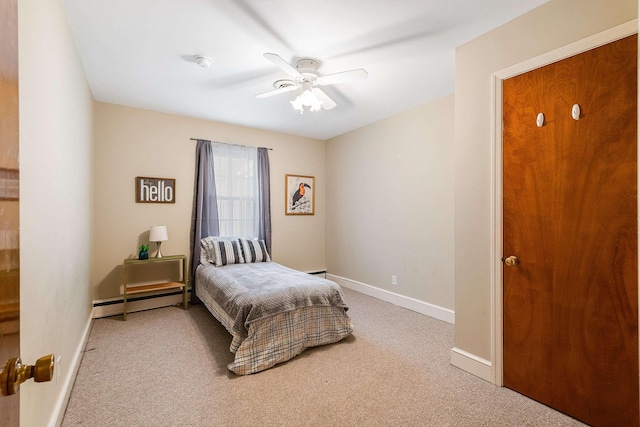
xmin=135 ymin=177 xmax=175 ymax=204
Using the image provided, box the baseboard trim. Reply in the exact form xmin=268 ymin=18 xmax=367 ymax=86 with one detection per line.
xmin=327 ymin=274 xmax=455 ymax=324
xmin=93 ymin=293 xmax=187 ymax=318
xmin=51 ymin=307 xmax=94 ymax=427
xmin=450 ymin=347 xmax=492 ymax=383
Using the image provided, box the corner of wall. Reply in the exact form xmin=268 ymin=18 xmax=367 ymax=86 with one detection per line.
xmin=450 ymin=347 xmax=493 ymax=383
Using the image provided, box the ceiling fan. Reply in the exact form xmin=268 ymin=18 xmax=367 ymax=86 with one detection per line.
xmin=256 ymin=53 xmax=368 ymax=114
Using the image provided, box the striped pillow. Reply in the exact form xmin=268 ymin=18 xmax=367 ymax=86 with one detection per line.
xmin=201 ymin=237 xmax=245 ymax=266
xmin=240 ymin=239 xmax=271 ymax=263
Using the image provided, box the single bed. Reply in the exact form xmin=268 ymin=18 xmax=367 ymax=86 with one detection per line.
xmin=195 ymin=237 xmax=353 ymax=375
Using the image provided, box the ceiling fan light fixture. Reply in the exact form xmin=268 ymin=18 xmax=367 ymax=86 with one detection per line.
xmin=258 ymin=53 xmax=363 ymax=113
xmin=290 ymin=88 xmax=323 ymax=115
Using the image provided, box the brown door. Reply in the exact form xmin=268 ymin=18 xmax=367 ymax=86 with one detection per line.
xmin=0 ymin=0 xmax=20 ymax=425
xmin=503 ymin=35 xmax=638 ymax=426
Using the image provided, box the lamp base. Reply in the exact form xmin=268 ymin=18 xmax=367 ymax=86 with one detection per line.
xmin=155 ymin=241 xmax=164 ymax=258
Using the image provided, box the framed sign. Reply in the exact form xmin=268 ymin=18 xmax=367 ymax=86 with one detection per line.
xmin=286 ymin=174 xmax=314 ymax=215
xmin=135 ymin=176 xmax=175 ymax=204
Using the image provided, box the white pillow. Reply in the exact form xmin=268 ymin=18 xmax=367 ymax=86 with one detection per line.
xmin=240 ymin=238 xmax=271 ymax=263
xmin=200 ymin=236 xmax=217 ymax=265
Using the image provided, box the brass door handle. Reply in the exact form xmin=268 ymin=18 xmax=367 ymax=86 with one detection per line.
xmin=0 ymin=354 xmax=55 ymax=396
xmin=504 ymin=256 xmax=519 ymax=267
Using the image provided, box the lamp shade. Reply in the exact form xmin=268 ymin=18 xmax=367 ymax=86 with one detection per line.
xmin=149 ymin=225 xmax=168 ymax=242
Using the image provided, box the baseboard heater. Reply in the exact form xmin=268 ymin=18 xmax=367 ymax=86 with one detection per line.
xmin=93 ymin=289 xmax=192 ymax=318
xmin=307 ymin=270 xmax=327 ymax=277
xmin=93 ymin=289 xmax=189 ymax=307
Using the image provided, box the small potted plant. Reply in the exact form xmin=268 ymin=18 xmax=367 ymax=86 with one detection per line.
xmin=138 ymin=244 xmax=149 ymax=260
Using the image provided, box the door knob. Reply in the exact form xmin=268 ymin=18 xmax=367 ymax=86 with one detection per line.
xmin=0 ymin=354 xmax=55 ymax=396
xmin=504 ymin=256 xmax=519 ymax=267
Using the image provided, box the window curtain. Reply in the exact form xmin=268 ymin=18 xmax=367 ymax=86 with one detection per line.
xmin=257 ymin=147 xmax=271 ymax=254
xmin=191 ymin=141 xmax=272 ymax=284
xmin=189 ymin=139 xmax=219 ymax=283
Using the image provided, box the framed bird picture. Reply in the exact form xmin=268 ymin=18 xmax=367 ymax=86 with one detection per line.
xmin=285 ymin=174 xmax=315 ymax=215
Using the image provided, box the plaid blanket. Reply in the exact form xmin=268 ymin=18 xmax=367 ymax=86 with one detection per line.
xmin=196 ymin=262 xmax=353 ymax=374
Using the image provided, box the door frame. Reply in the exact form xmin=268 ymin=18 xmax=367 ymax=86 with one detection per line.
xmin=490 ymin=19 xmax=639 ymax=386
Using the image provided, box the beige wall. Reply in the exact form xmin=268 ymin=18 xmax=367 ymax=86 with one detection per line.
xmin=16 ymin=5 xmax=637 ymax=427
xmin=454 ymin=0 xmax=637 ymax=361
xmin=326 ymin=95 xmax=455 ymax=310
xmin=93 ymin=103 xmax=327 ymax=301
xmin=18 ymin=0 xmax=94 ymax=425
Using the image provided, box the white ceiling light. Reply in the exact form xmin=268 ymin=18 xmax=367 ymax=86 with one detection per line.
xmin=290 ymin=83 xmax=322 ymax=115
xmin=194 ymin=55 xmax=212 ymax=68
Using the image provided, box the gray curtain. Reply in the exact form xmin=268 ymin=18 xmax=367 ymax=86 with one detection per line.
xmin=257 ymin=147 xmax=272 ymax=255
xmin=190 ymin=140 xmax=219 ymax=284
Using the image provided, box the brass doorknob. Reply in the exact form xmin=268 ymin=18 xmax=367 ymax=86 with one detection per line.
xmin=0 ymin=354 xmax=55 ymax=396
xmin=504 ymin=256 xmax=519 ymax=267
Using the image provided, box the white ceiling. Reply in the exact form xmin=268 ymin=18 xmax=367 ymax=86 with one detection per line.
xmin=62 ymin=0 xmax=549 ymax=140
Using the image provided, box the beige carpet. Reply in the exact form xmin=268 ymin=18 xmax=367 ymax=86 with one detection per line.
xmin=62 ymin=288 xmax=585 ymax=426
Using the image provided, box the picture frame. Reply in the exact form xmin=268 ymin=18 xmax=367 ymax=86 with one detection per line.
xmin=135 ymin=176 xmax=176 ymax=204
xmin=285 ymin=174 xmax=315 ymax=215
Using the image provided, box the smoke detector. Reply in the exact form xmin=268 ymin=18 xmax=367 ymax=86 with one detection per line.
xmin=194 ymin=55 xmax=212 ymax=68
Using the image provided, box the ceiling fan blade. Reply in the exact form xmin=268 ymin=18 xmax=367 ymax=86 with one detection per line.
xmin=312 ymin=88 xmax=337 ymax=110
xmin=263 ymin=53 xmax=301 ymax=78
xmin=317 ymin=68 xmax=368 ymax=86
xmin=256 ymin=84 xmax=298 ymax=98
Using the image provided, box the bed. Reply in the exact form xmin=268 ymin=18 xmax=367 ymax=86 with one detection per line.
xmin=195 ymin=237 xmax=353 ymax=375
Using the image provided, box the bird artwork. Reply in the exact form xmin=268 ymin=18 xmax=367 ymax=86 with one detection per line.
xmin=286 ymin=175 xmax=314 ymax=215
xmin=292 ymin=183 xmax=311 ymax=206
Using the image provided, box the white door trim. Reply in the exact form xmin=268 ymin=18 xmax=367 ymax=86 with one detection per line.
xmin=490 ymin=19 xmax=638 ymax=386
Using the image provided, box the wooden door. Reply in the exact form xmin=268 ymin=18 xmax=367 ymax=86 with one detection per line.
xmin=0 ymin=0 xmax=20 ymax=425
xmin=503 ymin=35 xmax=638 ymax=426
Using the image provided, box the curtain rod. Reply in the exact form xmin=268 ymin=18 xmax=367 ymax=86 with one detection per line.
xmin=190 ymin=138 xmax=273 ymax=150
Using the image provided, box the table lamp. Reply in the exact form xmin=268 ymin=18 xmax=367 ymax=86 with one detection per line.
xmin=149 ymin=225 xmax=168 ymax=258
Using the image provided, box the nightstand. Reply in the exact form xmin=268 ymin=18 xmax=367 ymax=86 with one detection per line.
xmin=122 ymin=254 xmax=189 ymax=320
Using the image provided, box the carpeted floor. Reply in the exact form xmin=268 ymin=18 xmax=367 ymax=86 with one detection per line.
xmin=61 ymin=288 xmax=585 ymax=426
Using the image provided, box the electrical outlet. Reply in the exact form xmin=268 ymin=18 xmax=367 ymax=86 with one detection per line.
xmin=392 ymin=275 xmax=397 ymax=286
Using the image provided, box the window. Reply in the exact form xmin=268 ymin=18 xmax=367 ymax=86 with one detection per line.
xmin=212 ymin=143 xmax=259 ymax=238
